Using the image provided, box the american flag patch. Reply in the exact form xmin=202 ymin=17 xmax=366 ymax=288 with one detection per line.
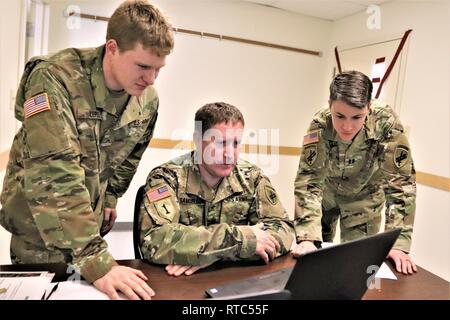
xmin=303 ymin=130 xmax=319 ymax=145
xmin=24 ymin=93 xmax=50 ymax=118
xmin=146 ymin=186 xmax=171 ymax=202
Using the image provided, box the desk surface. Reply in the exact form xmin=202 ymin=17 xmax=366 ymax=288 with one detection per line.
xmin=1 ymin=255 xmax=448 ymax=300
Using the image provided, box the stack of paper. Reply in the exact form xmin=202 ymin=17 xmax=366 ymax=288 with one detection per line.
xmin=46 ymin=280 xmax=127 ymax=300
xmin=0 ymin=271 xmax=55 ymax=300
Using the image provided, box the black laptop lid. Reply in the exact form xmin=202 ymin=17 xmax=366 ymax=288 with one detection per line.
xmin=286 ymin=228 xmax=401 ymax=299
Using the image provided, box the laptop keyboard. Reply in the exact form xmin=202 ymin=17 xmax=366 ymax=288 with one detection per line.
xmin=207 ymin=267 xmax=293 ymax=297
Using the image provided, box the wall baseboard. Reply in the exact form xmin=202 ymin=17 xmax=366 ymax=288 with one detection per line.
xmin=416 ymin=172 xmax=450 ymax=192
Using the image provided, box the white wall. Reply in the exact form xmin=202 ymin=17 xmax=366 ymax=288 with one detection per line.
xmin=324 ymin=0 xmax=450 ymax=280
xmin=0 ymin=0 xmax=25 ymax=152
xmin=411 ymin=185 xmax=450 ymax=281
xmin=0 ymin=0 xmax=25 ymax=265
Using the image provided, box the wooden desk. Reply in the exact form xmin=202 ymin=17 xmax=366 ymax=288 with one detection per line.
xmin=1 ymin=255 xmax=448 ymax=300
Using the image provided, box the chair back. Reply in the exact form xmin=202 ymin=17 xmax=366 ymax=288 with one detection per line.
xmin=133 ymin=185 xmax=146 ymax=259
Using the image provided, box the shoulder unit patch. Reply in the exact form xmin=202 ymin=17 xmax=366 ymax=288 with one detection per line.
xmin=264 ymin=185 xmax=279 ymax=206
xmin=394 ymin=146 xmax=409 ymax=168
xmin=303 ymin=144 xmax=318 ymax=166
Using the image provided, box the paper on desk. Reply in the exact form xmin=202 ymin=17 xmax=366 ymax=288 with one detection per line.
xmin=0 ymin=271 xmax=54 ymax=300
xmin=320 ymin=242 xmax=397 ymax=280
xmin=375 ymin=262 xmax=397 ymax=280
xmin=47 ymin=280 xmax=127 ymax=300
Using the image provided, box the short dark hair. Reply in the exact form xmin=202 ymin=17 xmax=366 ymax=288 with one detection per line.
xmin=329 ymin=70 xmax=373 ymax=109
xmin=106 ymin=0 xmax=174 ymax=56
xmin=195 ymin=102 xmax=245 ymax=134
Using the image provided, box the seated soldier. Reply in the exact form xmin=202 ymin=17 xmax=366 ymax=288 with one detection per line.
xmin=138 ymin=102 xmax=294 ymax=276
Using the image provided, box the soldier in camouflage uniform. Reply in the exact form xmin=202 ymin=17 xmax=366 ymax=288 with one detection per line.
xmin=139 ymin=102 xmax=294 ymax=276
xmin=292 ymin=71 xmax=417 ymax=275
xmin=0 ymin=1 xmax=174 ymax=299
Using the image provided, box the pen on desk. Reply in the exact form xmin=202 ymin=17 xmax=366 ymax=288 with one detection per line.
xmin=45 ymin=283 xmax=59 ymax=300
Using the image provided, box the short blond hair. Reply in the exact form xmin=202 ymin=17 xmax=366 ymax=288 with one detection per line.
xmin=107 ymin=0 xmax=174 ymax=56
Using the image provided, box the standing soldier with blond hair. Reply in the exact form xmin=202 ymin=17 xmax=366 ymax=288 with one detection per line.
xmin=0 ymin=0 xmax=174 ymax=299
xmin=292 ymin=71 xmax=417 ymax=275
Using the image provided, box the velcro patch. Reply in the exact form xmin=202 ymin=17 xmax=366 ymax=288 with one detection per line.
xmin=154 ymin=198 xmax=176 ymax=221
xmin=303 ymin=130 xmax=319 ymax=145
xmin=394 ymin=146 xmax=409 ymax=168
xmin=146 ymin=185 xmax=171 ymax=202
xmin=264 ymin=185 xmax=279 ymax=206
xmin=303 ymin=144 xmax=318 ymax=166
xmin=24 ymin=93 xmax=50 ymax=118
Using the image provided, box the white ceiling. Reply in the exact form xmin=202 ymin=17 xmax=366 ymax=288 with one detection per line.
xmin=241 ymin=0 xmax=392 ymax=21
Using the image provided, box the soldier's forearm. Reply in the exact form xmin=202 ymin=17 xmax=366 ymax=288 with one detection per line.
xmin=141 ymin=223 xmax=253 ymax=265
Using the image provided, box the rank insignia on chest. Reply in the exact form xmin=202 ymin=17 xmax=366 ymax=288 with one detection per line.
xmin=394 ymin=146 xmax=409 ymax=168
xmin=24 ymin=93 xmax=50 ymax=118
xmin=303 ymin=144 xmax=318 ymax=166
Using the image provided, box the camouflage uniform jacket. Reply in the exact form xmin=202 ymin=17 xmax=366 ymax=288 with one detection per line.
xmin=139 ymin=152 xmax=294 ymax=266
xmin=294 ymin=101 xmax=416 ymax=252
xmin=0 ymin=46 xmax=158 ymax=283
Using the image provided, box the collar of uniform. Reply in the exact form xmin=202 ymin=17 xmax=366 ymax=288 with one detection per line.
xmin=185 ymin=155 xmax=244 ymax=203
xmin=363 ymin=107 xmax=377 ymax=140
xmin=185 ymin=163 xmax=203 ymax=197
xmin=319 ymin=108 xmax=335 ymax=141
xmin=89 ymin=45 xmax=116 ymax=115
xmin=117 ymin=95 xmax=147 ymax=127
xmin=214 ymin=168 xmax=244 ymax=203
xmin=185 ymin=163 xmax=217 ymax=202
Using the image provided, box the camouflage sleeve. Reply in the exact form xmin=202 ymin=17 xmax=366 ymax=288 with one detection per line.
xmin=139 ymin=168 xmax=257 ymax=266
xmin=104 ymin=104 xmax=159 ymax=209
xmin=294 ymin=121 xmax=328 ymax=243
xmin=379 ymin=121 xmax=416 ymax=252
xmin=21 ymin=67 xmax=117 ymax=283
xmin=250 ymin=174 xmax=295 ymax=256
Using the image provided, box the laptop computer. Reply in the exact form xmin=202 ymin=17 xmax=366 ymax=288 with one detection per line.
xmin=205 ymin=228 xmax=400 ymax=300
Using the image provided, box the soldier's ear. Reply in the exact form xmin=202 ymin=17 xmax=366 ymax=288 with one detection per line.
xmin=105 ymin=39 xmax=119 ymax=56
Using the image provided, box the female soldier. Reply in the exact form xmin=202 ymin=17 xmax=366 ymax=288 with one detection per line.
xmin=292 ymin=70 xmax=417 ymax=275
